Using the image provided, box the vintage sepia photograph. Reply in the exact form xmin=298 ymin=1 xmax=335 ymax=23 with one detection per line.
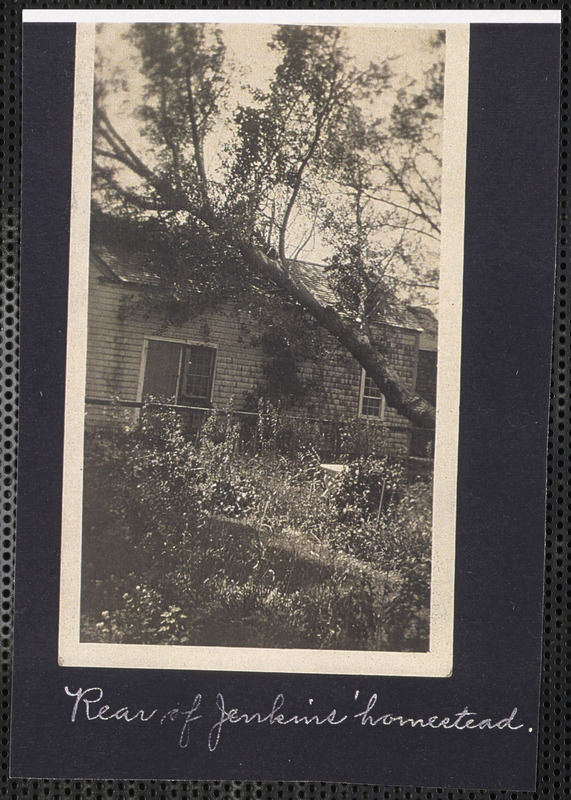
xmin=59 ymin=20 xmax=467 ymax=675
xmin=12 ymin=11 xmax=560 ymax=787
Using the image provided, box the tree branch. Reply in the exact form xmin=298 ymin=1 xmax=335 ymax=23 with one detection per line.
xmin=377 ymin=159 xmax=441 ymax=235
xmin=360 ymin=190 xmax=441 ymax=237
xmin=97 ymin=110 xmax=157 ymax=183
xmin=179 ymin=26 xmax=211 ymax=213
xmin=278 ymin=72 xmax=341 ymax=263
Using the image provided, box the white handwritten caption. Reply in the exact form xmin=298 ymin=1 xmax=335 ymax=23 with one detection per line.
xmin=64 ymin=686 xmax=531 ymax=753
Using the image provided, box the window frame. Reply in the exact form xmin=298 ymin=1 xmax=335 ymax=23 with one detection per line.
xmin=137 ymin=336 xmax=217 ymax=408
xmin=358 ymin=367 xmax=386 ymax=421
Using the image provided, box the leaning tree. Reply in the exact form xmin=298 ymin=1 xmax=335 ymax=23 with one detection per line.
xmin=92 ymin=24 xmax=444 ymax=428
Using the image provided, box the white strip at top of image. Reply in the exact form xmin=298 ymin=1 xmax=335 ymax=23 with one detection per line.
xmin=22 ymin=9 xmax=561 ymax=24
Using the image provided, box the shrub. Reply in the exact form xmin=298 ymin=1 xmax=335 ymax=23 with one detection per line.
xmin=252 ymin=399 xmax=391 ymax=462
xmin=328 ymin=455 xmax=405 ymax=525
xmin=81 ymin=403 xmax=433 ymax=652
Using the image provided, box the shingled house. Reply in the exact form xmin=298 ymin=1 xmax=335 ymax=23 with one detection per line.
xmin=84 ymin=233 xmax=437 ymax=463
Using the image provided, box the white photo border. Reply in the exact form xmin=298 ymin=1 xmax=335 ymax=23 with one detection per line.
xmin=58 ymin=17 xmax=470 ymax=677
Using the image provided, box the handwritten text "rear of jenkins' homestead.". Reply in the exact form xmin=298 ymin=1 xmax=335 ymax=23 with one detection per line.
xmin=64 ymin=686 xmax=528 ymax=752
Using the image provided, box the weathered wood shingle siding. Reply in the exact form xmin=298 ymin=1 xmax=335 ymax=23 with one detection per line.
xmin=85 ymin=256 xmax=422 ymax=458
xmin=296 ymin=324 xmax=419 ymax=455
xmin=85 ymin=258 xmax=271 ymax=426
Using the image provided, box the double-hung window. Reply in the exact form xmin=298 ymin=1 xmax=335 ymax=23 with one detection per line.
xmin=359 ymin=369 xmax=385 ymax=420
xmin=141 ymin=339 xmax=216 ymax=407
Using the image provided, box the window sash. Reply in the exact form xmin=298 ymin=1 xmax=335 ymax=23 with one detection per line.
xmin=180 ymin=345 xmax=216 ymax=404
xmin=359 ymin=369 xmax=384 ymax=419
xmin=142 ymin=339 xmax=216 ymax=406
xmin=141 ymin=339 xmax=183 ymax=402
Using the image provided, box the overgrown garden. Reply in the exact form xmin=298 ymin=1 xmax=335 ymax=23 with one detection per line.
xmin=81 ymin=404 xmax=432 ymax=652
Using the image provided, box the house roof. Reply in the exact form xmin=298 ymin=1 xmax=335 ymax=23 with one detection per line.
xmin=407 ymin=306 xmax=438 ymax=336
xmin=288 ymin=260 xmax=334 ymax=307
xmin=288 ymin=261 xmax=437 ymax=333
xmin=92 ymin=244 xmax=161 ymax=285
xmin=406 ymin=306 xmax=438 ymax=350
xmin=92 ymin=239 xmax=435 ymax=336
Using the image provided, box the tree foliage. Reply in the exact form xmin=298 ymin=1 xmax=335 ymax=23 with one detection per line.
xmin=92 ymin=23 xmax=444 ymax=428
